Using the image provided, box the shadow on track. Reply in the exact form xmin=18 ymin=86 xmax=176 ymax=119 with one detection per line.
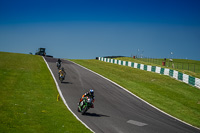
xmin=84 ymin=112 xmax=110 ymax=117
xmin=61 ymin=82 xmax=72 ymax=84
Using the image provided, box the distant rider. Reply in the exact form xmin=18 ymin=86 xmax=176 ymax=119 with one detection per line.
xmin=57 ymin=58 xmax=62 ymax=68
xmin=58 ymin=67 xmax=66 ymax=79
xmin=79 ymin=89 xmax=95 ymax=108
xmin=58 ymin=58 xmax=62 ymax=64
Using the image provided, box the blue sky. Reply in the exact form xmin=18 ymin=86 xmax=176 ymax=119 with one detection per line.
xmin=0 ymin=0 xmax=200 ymax=60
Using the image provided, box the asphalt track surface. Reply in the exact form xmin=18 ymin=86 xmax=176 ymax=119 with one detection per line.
xmin=45 ymin=57 xmax=200 ymax=133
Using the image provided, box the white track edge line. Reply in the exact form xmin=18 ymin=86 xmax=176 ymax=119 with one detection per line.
xmin=69 ymin=60 xmax=200 ymax=131
xmin=42 ymin=57 xmax=94 ymax=133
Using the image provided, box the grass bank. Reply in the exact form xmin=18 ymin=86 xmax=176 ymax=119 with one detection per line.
xmin=71 ymin=59 xmax=200 ymax=128
xmin=0 ymin=52 xmax=91 ymax=133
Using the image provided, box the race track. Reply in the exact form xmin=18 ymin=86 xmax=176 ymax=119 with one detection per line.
xmin=45 ymin=57 xmax=200 ymax=133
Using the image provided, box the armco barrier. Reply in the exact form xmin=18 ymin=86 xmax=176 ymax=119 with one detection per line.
xmin=98 ymin=57 xmax=200 ymax=89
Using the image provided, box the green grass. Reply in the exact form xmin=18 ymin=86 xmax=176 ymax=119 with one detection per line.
xmin=115 ymin=57 xmax=200 ymax=78
xmin=0 ymin=52 xmax=91 ymax=133
xmin=71 ymin=59 xmax=200 ymax=128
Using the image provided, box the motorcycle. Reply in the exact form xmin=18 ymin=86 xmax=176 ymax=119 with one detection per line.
xmin=78 ymin=96 xmax=93 ymax=115
xmin=59 ymin=74 xmax=65 ymax=83
xmin=56 ymin=62 xmax=61 ymax=69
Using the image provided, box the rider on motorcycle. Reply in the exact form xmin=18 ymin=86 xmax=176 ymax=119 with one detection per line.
xmin=58 ymin=67 xmax=66 ymax=79
xmin=79 ymin=89 xmax=95 ymax=108
xmin=58 ymin=58 xmax=62 ymax=64
xmin=57 ymin=58 xmax=62 ymax=68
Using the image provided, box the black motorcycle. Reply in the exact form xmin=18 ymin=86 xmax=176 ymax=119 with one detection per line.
xmin=56 ymin=62 xmax=61 ymax=69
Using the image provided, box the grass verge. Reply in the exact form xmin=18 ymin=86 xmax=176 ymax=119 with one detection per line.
xmin=71 ymin=59 xmax=200 ymax=128
xmin=0 ymin=52 xmax=91 ymax=133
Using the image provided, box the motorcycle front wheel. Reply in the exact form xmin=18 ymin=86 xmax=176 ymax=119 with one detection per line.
xmin=77 ymin=107 xmax=80 ymax=112
xmin=81 ymin=106 xmax=88 ymax=115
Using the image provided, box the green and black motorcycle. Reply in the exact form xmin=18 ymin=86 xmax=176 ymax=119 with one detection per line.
xmin=78 ymin=96 xmax=93 ymax=115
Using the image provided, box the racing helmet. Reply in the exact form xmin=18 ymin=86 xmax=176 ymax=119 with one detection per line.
xmin=89 ymin=89 xmax=94 ymax=95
